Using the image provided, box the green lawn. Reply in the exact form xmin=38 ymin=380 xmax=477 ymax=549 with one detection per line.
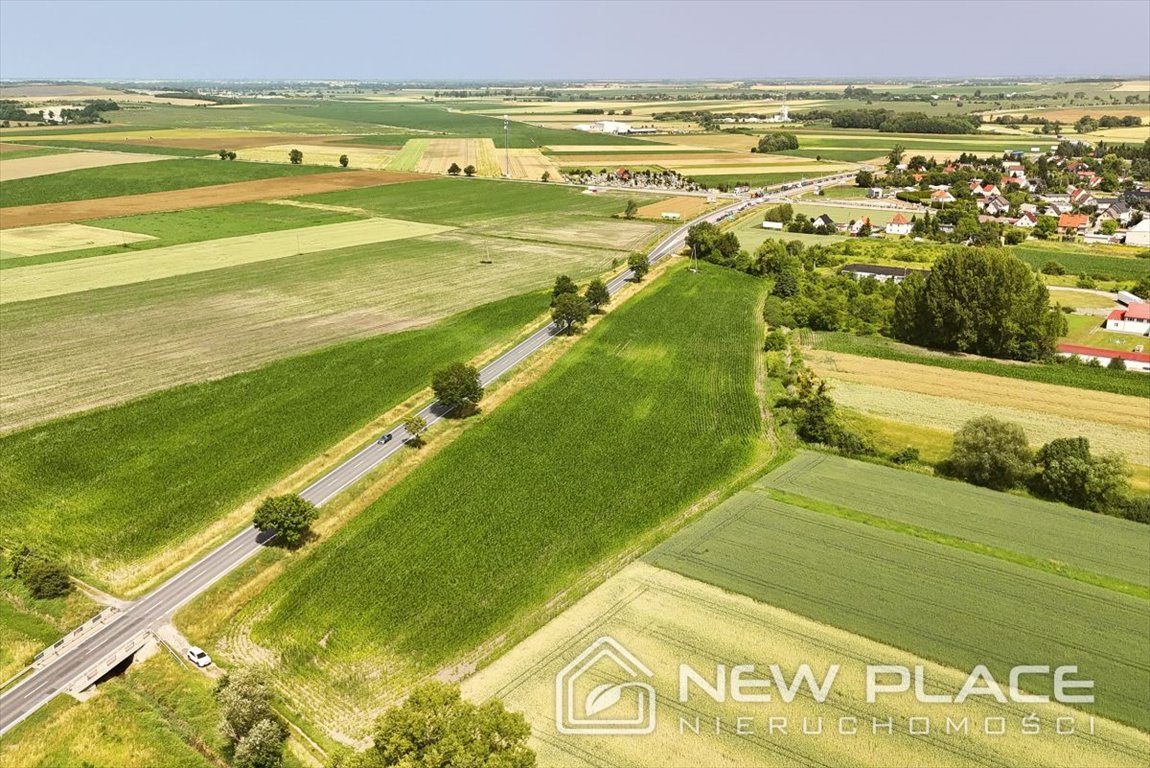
xmin=1012 ymin=242 xmax=1150 ymax=282
xmin=809 ymin=331 xmax=1150 ymax=398
xmin=0 ymin=292 xmax=546 ymax=578
xmin=1062 ymin=313 xmax=1150 ymax=353
xmin=0 ymin=158 xmax=339 ymax=207
xmin=646 ymin=460 xmax=1150 ymax=731
xmin=251 ymin=263 xmax=764 ymax=671
xmin=0 ymin=145 xmax=73 ymax=160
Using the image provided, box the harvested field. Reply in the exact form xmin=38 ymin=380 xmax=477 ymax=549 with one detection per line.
xmin=646 ymin=133 xmax=762 ymax=151
xmin=464 ymin=562 xmax=1150 ymax=767
xmin=634 ymin=196 xmax=711 ymax=220
xmin=468 ymin=214 xmax=665 ymax=250
xmin=502 ymin=148 xmax=564 ymax=180
xmin=412 ymin=138 xmax=502 ymax=176
xmin=680 ymin=162 xmax=851 ymax=176
xmin=1 ymin=217 xmax=453 ymax=304
xmin=0 ymin=222 xmax=155 ymax=257
xmin=544 ymin=143 xmax=710 ymax=153
xmin=0 ymin=169 xmax=424 ymax=229
xmin=0 ymin=150 xmax=173 ymax=182
xmin=236 ymin=143 xmax=395 ymax=169
xmin=808 ymin=351 xmax=1150 ymax=465
xmin=0 ymin=232 xmax=625 ymax=429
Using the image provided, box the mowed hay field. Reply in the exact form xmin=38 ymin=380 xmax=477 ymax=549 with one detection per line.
xmin=0 ymin=222 xmax=155 ymax=257
xmin=236 ymin=143 xmax=397 ymax=169
xmin=0 ymin=149 xmax=175 ymax=182
xmin=464 ymin=562 xmax=1150 ymax=768
xmin=1 ymin=180 xmax=658 ymax=428
xmin=239 ymin=265 xmax=765 ymax=737
xmin=0 ymin=292 xmax=546 ymax=589
xmin=0 ymin=217 xmax=454 ymax=303
xmin=634 ymin=195 xmax=711 ymax=220
xmin=647 ymin=484 xmax=1150 ymax=731
xmin=807 ymin=350 xmax=1150 ymax=466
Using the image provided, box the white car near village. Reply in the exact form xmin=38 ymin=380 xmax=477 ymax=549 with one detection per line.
xmin=186 ymin=646 xmax=212 ymax=668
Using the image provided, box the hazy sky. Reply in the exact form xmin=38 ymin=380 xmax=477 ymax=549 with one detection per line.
xmin=1 ymin=0 xmax=1148 ymax=81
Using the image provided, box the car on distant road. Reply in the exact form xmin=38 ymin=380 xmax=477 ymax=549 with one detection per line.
xmin=377 ymin=433 xmax=393 ymax=445
xmin=186 ymin=647 xmax=212 ymax=668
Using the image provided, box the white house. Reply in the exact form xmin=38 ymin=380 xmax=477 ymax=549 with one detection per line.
xmin=812 ymin=213 xmax=835 ymax=231
xmin=983 ymin=195 xmax=1011 ymax=216
xmin=930 ymin=188 xmax=956 ymax=204
xmin=596 ymin=120 xmax=632 ymax=134
xmin=885 ymin=213 xmax=912 ymax=236
xmin=839 ymin=263 xmax=928 ymax=284
xmin=1099 ymin=201 xmax=1132 ymax=225
xmin=1127 ymin=218 xmax=1150 ymax=247
xmin=849 ymin=217 xmax=873 ymax=235
xmin=1057 ymin=344 xmax=1150 ymax=372
xmin=1014 ymin=212 xmax=1038 ymax=228
xmin=1105 ymin=303 xmax=1150 ymax=335
xmin=866 ymin=187 xmax=884 ymax=199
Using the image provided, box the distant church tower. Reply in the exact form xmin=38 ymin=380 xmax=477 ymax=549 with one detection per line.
xmin=780 ymin=104 xmax=789 ymax=122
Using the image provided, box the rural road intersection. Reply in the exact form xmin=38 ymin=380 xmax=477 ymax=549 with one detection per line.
xmin=0 ymin=173 xmax=850 ymax=735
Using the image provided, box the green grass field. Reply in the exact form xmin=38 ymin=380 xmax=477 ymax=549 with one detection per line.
xmin=0 ymin=145 xmax=73 ymax=161
xmin=1012 ymin=243 xmax=1150 ymax=282
xmin=296 ymin=176 xmax=662 ymax=225
xmin=0 ymin=292 xmax=545 ymax=579
xmin=4 ymin=139 xmax=212 ymax=157
xmin=0 ymin=158 xmax=339 ymax=207
xmin=758 ymin=452 xmax=1150 ymax=589
xmin=250 ymin=263 xmax=764 ymax=672
xmin=683 ymin=170 xmax=829 ymax=188
xmin=809 ymin=331 xmax=1150 ymax=398
xmin=0 ymin=202 xmax=360 ymax=269
xmin=646 ymin=466 xmax=1150 ymax=731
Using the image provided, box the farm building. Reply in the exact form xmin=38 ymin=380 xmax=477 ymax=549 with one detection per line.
xmin=1118 ymin=291 xmax=1145 ymax=306
xmin=761 ymin=220 xmax=784 ymax=230
xmin=866 ymin=188 xmax=883 ymax=199
xmin=1104 ymin=303 xmax=1150 ymax=335
xmin=1056 ymin=344 xmax=1150 ymax=372
xmin=839 ymin=263 xmax=928 ymax=284
xmin=1126 ymin=218 xmax=1150 ymax=247
xmin=885 ymin=213 xmax=912 ymax=236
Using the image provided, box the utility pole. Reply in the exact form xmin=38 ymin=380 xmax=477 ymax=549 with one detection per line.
xmin=503 ymin=114 xmax=510 ymax=178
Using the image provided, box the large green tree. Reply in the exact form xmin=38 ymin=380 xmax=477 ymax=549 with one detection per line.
xmin=892 ymin=248 xmax=1066 ymax=360
xmin=253 ymin=494 xmax=318 ymax=547
xmin=1031 ymin=437 xmax=1129 ymax=512
xmin=627 ymin=253 xmax=650 ymax=281
xmin=431 ymin=362 xmax=484 ymax=413
xmin=358 ymin=681 xmax=535 ymax=768
xmin=942 ymin=415 xmax=1032 ymax=491
xmin=552 ymin=293 xmax=591 ymax=334
xmin=757 ymin=132 xmax=799 ymax=152
xmin=585 ymin=278 xmax=610 ymax=313
xmin=551 ymin=274 xmax=578 ymax=305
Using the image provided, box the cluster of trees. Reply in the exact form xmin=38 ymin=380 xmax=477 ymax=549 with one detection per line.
xmin=332 ymin=681 xmax=535 ymax=768
xmin=942 ymin=416 xmax=1146 ymax=522
xmin=1076 ymin=114 xmax=1144 ymax=132
xmin=550 ymin=273 xmax=611 ymax=333
xmin=216 ymin=668 xmax=288 ymax=768
xmin=253 ymin=494 xmax=319 ymax=547
xmin=779 ymin=367 xmax=874 ymax=456
xmin=892 ymin=249 xmax=1066 ymax=361
xmin=7 ymin=545 xmax=72 ymax=599
xmin=793 ymin=108 xmax=979 ymax=134
xmin=447 ymin=162 xmax=478 ymax=177
xmin=0 ymin=99 xmax=41 ymax=123
xmin=755 ymin=133 xmax=799 ymax=153
xmin=218 ymin=149 xmax=238 ymax=161
xmin=288 ymin=148 xmax=303 ymax=165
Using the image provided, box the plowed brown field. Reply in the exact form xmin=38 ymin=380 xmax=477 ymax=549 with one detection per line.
xmin=0 ymin=170 xmax=428 ymax=229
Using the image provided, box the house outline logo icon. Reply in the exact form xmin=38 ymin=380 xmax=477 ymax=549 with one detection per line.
xmin=555 ymin=636 xmax=656 ymax=735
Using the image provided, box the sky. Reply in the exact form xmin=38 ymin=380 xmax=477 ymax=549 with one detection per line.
xmin=1 ymin=0 xmax=1148 ymax=82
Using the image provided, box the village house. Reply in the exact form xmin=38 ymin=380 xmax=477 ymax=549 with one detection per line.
xmin=848 ymin=217 xmax=873 ymax=235
xmin=1069 ymin=187 xmax=1097 ymax=208
xmin=930 ymin=188 xmax=956 ymax=204
xmin=866 ymin=187 xmax=883 ymax=199
xmin=1099 ymin=201 xmax=1132 ymax=225
xmin=1058 ymin=212 xmax=1090 ymax=234
xmin=1104 ymin=303 xmax=1150 ymax=335
xmin=1126 ymin=218 xmax=1150 ymax=247
xmin=885 ymin=213 xmax=912 ymax=236
xmin=970 ymin=181 xmax=1000 ymax=197
xmin=1013 ymin=212 xmax=1038 ymax=228
xmin=981 ymin=195 xmax=1011 ymax=216
xmin=812 ymin=213 xmax=835 ymax=231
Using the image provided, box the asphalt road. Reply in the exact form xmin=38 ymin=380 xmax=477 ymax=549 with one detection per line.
xmin=0 ymin=172 xmax=850 ymax=736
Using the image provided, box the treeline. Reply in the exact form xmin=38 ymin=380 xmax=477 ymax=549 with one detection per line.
xmin=792 ymin=108 xmax=980 ymax=134
xmin=0 ymin=99 xmax=40 ymax=122
xmin=60 ymin=99 xmax=120 ymax=124
xmin=156 ymin=90 xmax=242 ymax=105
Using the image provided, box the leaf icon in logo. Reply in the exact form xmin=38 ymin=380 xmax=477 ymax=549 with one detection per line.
xmin=585 ymin=683 xmax=624 ymax=716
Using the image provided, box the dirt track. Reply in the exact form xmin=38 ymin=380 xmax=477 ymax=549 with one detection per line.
xmin=0 ymin=170 xmax=428 ymax=228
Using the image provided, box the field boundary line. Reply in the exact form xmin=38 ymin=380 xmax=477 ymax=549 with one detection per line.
xmin=757 ymin=484 xmax=1150 ymax=600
